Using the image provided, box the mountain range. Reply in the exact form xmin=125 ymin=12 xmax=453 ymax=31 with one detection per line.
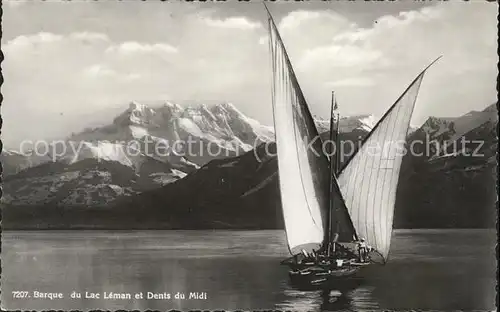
xmin=0 ymin=101 xmax=373 ymax=207
xmin=2 ymin=101 xmax=497 ymax=230
xmin=2 ymin=101 xmax=271 ymax=207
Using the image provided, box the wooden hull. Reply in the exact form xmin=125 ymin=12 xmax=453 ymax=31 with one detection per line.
xmin=288 ymin=265 xmax=364 ymax=291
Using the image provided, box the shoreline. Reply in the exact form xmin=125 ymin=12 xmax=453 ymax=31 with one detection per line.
xmin=2 ymin=227 xmax=495 ymax=232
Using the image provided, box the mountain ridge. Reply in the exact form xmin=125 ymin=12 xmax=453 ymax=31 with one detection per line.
xmin=2 ymin=101 xmax=497 ymax=230
xmin=1 ymin=100 xmax=387 ymax=176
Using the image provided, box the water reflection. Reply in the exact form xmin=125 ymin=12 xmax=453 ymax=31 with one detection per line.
xmin=277 ymin=288 xmax=324 ymax=312
xmin=277 ymin=278 xmax=379 ymax=312
xmin=347 ymin=286 xmax=379 ymax=311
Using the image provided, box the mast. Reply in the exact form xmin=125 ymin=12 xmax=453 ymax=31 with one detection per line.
xmin=332 ymin=93 xmax=341 ymax=235
xmin=334 ymin=98 xmax=341 ymax=177
xmin=326 ymin=91 xmax=339 ymax=255
xmin=330 ymin=91 xmax=340 ymax=175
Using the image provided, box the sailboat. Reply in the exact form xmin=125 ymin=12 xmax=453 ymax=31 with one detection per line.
xmin=265 ymin=6 xmax=441 ymax=289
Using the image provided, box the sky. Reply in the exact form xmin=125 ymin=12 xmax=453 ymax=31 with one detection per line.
xmin=1 ymin=0 xmax=497 ymax=148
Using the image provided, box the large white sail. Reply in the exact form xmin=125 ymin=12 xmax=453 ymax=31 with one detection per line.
xmin=267 ymin=11 xmax=331 ymax=255
xmin=338 ymin=59 xmax=440 ymax=260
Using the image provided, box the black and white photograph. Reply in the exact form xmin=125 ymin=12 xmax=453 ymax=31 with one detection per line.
xmin=1 ymin=0 xmax=497 ymax=311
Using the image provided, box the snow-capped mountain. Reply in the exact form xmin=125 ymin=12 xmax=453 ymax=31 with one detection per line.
xmin=2 ymin=100 xmax=274 ymax=208
xmin=56 ymin=102 xmax=377 ymax=188
xmin=314 ymin=114 xmax=376 ymax=134
xmin=411 ymin=103 xmax=498 ymax=160
xmin=427 ymin=104 xmax=497 ymax=140
xmin=0 ymin=103 xmax=382 ymax=177
xmin=419 ymin=103 xmax=497 ymax=141
xmin=3 ymin=99 xmax=271 ymax=178
xmin=67 ymin=101 xmax=274 ymax=166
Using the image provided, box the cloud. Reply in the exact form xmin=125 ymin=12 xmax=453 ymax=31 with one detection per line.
xmin=276 ymin=2 xmax=497 ymax=123
xmin=83 ymin=64 xmax=142 ymax=82
xmin=278 ymin=10 xmax=350 ymax=31
xmin=2 ymin=31 xmax=176 ymax=116
xmin=4 ymin=0 xmax=25 ymax=8
xmin=327 ymin=77 xmax=375 ymax=87
xmin=83 ymin=64 xmax=117 ymax=78
xmin=70 ymin=32 xmax=110 ymax=43
xmin=106 ymin=41 xmax=178 ymax=55
xmin=299 ymin=44 xmax=384 ymax=69
xmin=202 ymin=16 xmax=261 ymax=30
xmin=3 ymin=32 xmax=63 ymax=53
xmin=1 ymin=3 xmax=497 ymax=148
xmin=275 ymin=9 xmax=355 ymax=56
xmin=279 ymin=10 xmax=323 ymax=30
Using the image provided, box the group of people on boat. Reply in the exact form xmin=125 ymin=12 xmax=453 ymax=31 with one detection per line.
xmin=288 ymin=238 xmax=373 ymax=270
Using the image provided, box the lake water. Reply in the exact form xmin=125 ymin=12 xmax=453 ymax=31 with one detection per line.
xmin=1 ymin=230 xmax=496 ymax=311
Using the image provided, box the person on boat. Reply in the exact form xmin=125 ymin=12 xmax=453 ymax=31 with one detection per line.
xmin=357 ymin=238 xmax=369 ymax=262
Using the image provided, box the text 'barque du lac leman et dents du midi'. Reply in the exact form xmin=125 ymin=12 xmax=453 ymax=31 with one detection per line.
xmin=12 ymin=290 xmax=208 ymax=301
